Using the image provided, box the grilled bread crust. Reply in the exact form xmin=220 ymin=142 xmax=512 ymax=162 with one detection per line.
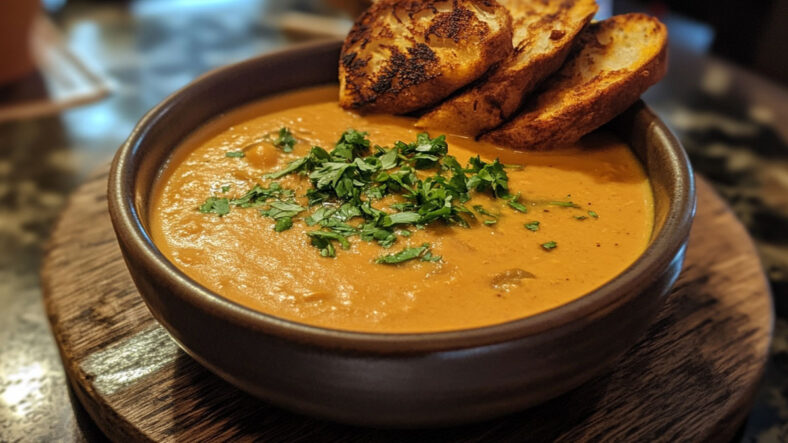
xmin=417 ymin=0 xmax=598 ymax=136
xmin=339 ymin=0 xmax=514 ymax=114
xmin=481 ymin=13 xmax=668 ymax=150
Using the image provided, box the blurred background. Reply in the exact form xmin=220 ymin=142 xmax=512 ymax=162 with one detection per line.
xmin=1 ymin=0 xmax=787 ymax=441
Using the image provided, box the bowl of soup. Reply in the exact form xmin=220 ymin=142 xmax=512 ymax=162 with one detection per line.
xmin=108 ymin=40 xmax=695 ymax=427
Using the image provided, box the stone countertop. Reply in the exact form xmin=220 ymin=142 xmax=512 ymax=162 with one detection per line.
xmin=0 ymin=1 xmax=786 ymax=441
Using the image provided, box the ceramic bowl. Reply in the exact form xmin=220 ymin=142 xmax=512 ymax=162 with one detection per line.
xmin=108 ymin=40 xmax=695 ymax=427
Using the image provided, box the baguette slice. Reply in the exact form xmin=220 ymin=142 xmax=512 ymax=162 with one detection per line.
xmin=481 ymin=13 xmax=668 ymax=150
xmin=339 ymin=0 xmax=513 ymax=114
xmin=417 ymin=0 xmax=598 ymax=136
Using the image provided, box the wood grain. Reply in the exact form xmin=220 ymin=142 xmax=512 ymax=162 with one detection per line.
xmin=41 ymin=172 xmax=773 ymax=442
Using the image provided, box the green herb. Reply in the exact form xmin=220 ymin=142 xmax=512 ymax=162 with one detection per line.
xmin=382 ymin=211 xmax=421 ymax=226
xmin=259 ymin=201 xmax=305 ymax=220
xmin=230 ymin=182 xmax=292 ymax=208
xmin=225 ymin=151 xmax=245 ymax=158
xmin=198 ymin=129 xmax=576 ymax=263
xmin=198 ymin=197 xmax=230 ymax=216
xmin=421 ymin=250 xmax=442 ymax=262
xmin=304 ymin=206 xmax=335 ymax=226
xmin=358 ymin=222 xmax=396 ymax=248
xmin=505 ymin=193 xmax=528 ymax=213
xmin=274 ymin=217 xmax=293 ymax=232
xmin=330 ymin=129 xmax=371 ymax=161
xmin=307 ymin=230 xmax=350 ymax=257
xmin=588 ymin=210 xmax=599 ymax=218
xmin=221 ymin=185 xmax=231 ymax=193
xmin=472 ymin=205 xmax=497 ymax=218
xmin=524 ymin=221 xmax=540 ymax=231
xmin=397 ymin=133 xmax=448 ymax=169
xmin=263 ymin=157 xmax=307 ymax=180
xmin=274 ymin=127 xmax=296 ymax=152
xmin=548 ymin=201 xmax=580 ymax=208
xmin=466 ymin=157 xmax=509 ymax=197
xmin=375 ymin=243 xmax=436 ymax=264
xmin=378 ymin=147 xmax=399 ymax=170
xmin=575 ymin=215 xmax=587 ymax=220
xmin=542 ymin=241 xmax=557 ymax=250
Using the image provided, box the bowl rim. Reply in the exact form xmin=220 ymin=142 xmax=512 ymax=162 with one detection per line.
xmin=108 ymin=39 xmax=696 ymax=354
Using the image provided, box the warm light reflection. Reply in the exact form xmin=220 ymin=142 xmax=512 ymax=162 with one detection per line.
xmin=1 ymin=362 xmax=46 ymax=417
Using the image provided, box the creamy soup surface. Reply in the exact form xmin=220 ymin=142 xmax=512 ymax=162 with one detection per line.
xmin=151 ymin=86 xmax=654 ymax=333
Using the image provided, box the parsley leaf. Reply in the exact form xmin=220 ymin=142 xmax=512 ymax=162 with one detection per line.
xmin=525 ymin=221 xmax=540 ymax=231
xmin=304 ymin=206 xmax=336 ymax=226
xmin=548 ymin=201 xmax=580 ymax=208
xmin=331 ymin=129 xmax=370 ymax=161
xmin=198 ymin=197 xmax=230 ymax=216
xmin=466 ymin=158 xmax=509 ymax=197
xmin=259 ymin=201 xmax=305 ymax=219
xmin=307 ymin=230 xmax=350 ymax=257
xmin=588 ymin=210 xmax=599 ymax=218
xmin=359 ymin=223 xmax=397 ymax=247
xmin=421 ymin=250 xmax=442 ymax=262
xmin=382 ymin=211 xmax=421 ymax=226
xmin=225 ymin=151 xmax=245 ymax=158
xmin=274 ymin=217 xmax=293 ymax=232
xmin=375 ymin=243 xmax=435 ymax=264
xmin=230 ymin=182 xmax=291 ymax=207
xmin=379 ymin=148 xmax=400 ymax=170
xmin=542 ymin=241 xmax=557 ymax=250
xmin=505 ymin=193 xmax=528 ymax=213
xmin=472 ymin=205 xmax=497 ymax=218
xmin=263 ymin=157 xmax=308 ymax=180
xmin=408 ymin=133 xmax=448 ymax=169
xmin=274 ymin=127 xmax=296 ymax=152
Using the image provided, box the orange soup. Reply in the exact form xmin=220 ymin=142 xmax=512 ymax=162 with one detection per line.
xmin=150 ymin=86 xmax=653 ymax=333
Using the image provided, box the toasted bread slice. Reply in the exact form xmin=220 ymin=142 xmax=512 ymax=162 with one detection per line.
xmin=481 ymin=13 xmax=668 ymax=150
xmin=417 ymin=0 xmax=598 ymax=136
xmin=339 ymin=0 xmax=513 ymax=114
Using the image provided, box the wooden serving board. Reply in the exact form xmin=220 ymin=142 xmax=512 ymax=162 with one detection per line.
xmin=42 ymin=172 xmax=773 ymax=442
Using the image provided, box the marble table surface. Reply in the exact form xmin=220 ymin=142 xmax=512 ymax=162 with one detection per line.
xmin=1 ymin=1 xmax=786 ymax=441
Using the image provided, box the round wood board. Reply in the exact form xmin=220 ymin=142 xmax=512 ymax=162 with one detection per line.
xmin=42 ymin=172 xmax=773 ymax=442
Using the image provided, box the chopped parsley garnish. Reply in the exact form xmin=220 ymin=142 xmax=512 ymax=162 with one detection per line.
xmin=575 ymin=215 xmax=587 ymax=220
xmin=263 ymin=157 xmax=308 ymax=180
xmin=473 ymin=205 xmax=497 ymax=218
xmin=505 ymin=193 xmax=528 ymax=213
xmin=225 ymin=151 xmax=245 ymax=158
xmin=542 ymin=241 xmax=557 ymax=250
xmin=588 ymin=210 xmax=599 ymax=218
xmin=230 ymin=182 xmax=292 ymax=208
xmin=200 ymin=128 xmax=586 ymax=263
xmin=198 ymin=197 xmax=230 ymax=216
xmin=274 ymin=127 xmax=297 ymax=152
xmin=548 ymin=201 xmax=580 ymax=208
xmin=274 ymin=217 xmax=293 ymax=232
xmin=307 ymin=230 xmax=350 ymax=257
xmin=259 ymin=201 xmax=305 ymax=221
xmin=375 ymin=243 xmax=439 ymax=264
xmin=465 ymin=156 xmax=509 ymax=197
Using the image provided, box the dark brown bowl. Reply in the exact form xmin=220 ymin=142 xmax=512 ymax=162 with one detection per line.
xmin=108 ymin=40 xmax=695 ymax=427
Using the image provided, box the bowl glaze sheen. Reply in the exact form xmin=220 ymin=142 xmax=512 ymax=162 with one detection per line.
xmin=108 ymin=40 xmax=695 ymax=427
